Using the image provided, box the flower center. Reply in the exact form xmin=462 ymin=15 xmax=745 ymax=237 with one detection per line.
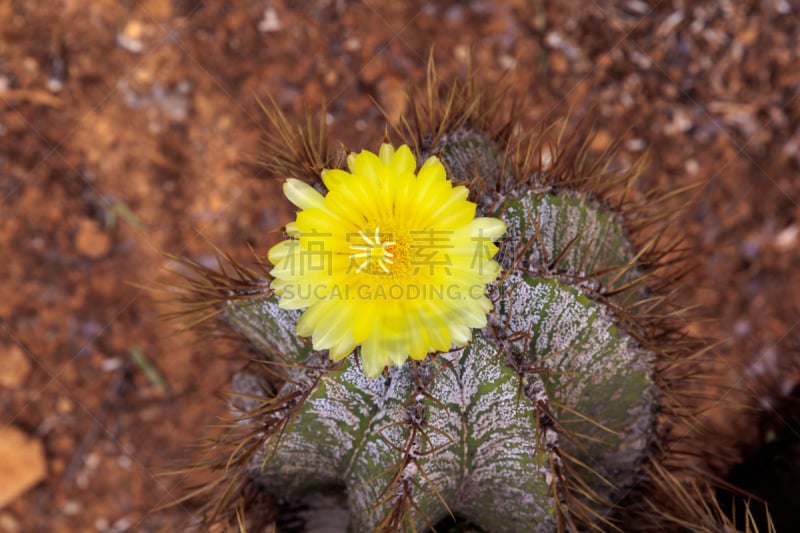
xmin=349 ymin=227 xmax=396 ymax=274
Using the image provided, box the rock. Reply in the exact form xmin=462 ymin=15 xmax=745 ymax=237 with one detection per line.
xmin=0 ymin=344 xmax=32 ymax=389
xmin=74 ymin=219 xmax=111 ymax=259
xmin=257 ymin=7 xmax=281 ymax=33
xmin=117 ymin=21 xmax=145 ymax=53
xmin=549 ymin=50 xmax=568 ymax=73
xmin=0 ymin=512 xmax=21 ymax=533
xmin=376 ymin=77 xmax=407 ymax=125
xmin=590 ymin=130 xmax=612 ymax=152
xmin=0 ymin=426 xmax=47 ymax=509
xmin=357 ymin=54 xmax=387 ymax=85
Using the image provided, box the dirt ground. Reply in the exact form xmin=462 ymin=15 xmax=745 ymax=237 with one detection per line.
xmin=1 ymin=1 xmax=799 ymax=532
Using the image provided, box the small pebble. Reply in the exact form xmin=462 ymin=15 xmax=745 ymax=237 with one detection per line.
xmin=625 ymin=138 xmax=647 ymax=152
xmin=0 ymin=512 xmax=21 ymax=533
xmin=75 ymin=219 xmax=111 ymax=259
xmin=343 ymin=37 xmax=361 ymax=52
xmin=0 ymin=344 xmax=32 ymax=389
xmin=0 ymin=74 xmax=12 ymax=92
xmin=499 ymin=54 xmax=517 ymax=71
xmin=101 ymin=357 xmax=122 ymax=372
xmin=773 ymin=224 xmax=798 ymax=251
xmin=56 ymin=396 xmax=73 ymax=414
xmin=590 ymin=131 xmax=611 ymax=151
xmin=0 ymin=426 xmax=47 ymax=508
xmin=258 ymin=7 xmax=281 ymax=33
xmin=61 ymin=500 xmax=82 ymax=516
xmin=376 ymin=78 xmax=407 ymax=125
xmin=117 ymin=21 xmax=144 ymax=53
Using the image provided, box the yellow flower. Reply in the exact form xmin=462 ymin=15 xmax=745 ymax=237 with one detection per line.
xmin=268 ymin=143 xmax=505 ymax=377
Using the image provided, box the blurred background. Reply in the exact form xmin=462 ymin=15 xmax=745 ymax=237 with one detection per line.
xmin=1 ymin=1 xmax=799 ymax=531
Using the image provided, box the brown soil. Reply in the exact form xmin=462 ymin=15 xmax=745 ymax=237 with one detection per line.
xmin=2 ymin=1 xmax=799 ymax=531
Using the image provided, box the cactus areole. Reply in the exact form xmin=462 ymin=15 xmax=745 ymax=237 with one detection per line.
xmin=220 ymin=127 xmax=659 ymax=532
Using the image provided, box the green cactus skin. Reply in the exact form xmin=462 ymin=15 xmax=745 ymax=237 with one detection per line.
xmin=220 ymin=129 xmax=658 ymax=532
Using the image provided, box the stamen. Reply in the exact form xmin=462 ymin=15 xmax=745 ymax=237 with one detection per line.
xmin=358 ymin=230 xmax=375 ymax=247
xmin=348 ymin=226 xmax=395 ymax=275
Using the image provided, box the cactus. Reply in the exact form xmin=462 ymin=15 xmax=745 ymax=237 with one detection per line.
xmin=171 ymin=66 xmax=751 ymax=532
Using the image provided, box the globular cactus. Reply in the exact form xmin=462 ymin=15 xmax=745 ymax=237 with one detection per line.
xmin=172 ymin=67 xmax=745 ymax=532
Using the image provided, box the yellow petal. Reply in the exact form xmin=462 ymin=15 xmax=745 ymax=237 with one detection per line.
xmin=450 ymin=323 xmax=472 ymax=346
xmin=329 ymin=337 xmax=356 ymax=361
xmin=270 ymin=143 xmax=504 ymax=379
xmin=470 ymin=217 xmax=506 ymax=241
xmin=321 ymin=168 xmax=348 ymax=191
xmin=419 ymin=155 xmax=443 ymax=174
xmin=267 ymin=240 xmax=300 ymax=270
xmin=312 ymin=306 xmax=352 ymax=351
xmin=360 ymin=336 xmax=387 ymax=378
xmin=274 ymin=281 xmax=323 ymax=310
xmin=350 ymin=149 xmax=381 ymax=181
xmin=351 ymin=300 xmax=376 ymax=342
xmin=426 ymin=197 xmax=476 ymax=229
xmin=285 ymin=221 xmax=300 ymax=237
xmin=284 ymin=178 xmax=325 ymax=210
xmin=379 ymin=143 xmax=395 ymax=165
xmin=390 ymin=144 xmax=416 ymax=175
